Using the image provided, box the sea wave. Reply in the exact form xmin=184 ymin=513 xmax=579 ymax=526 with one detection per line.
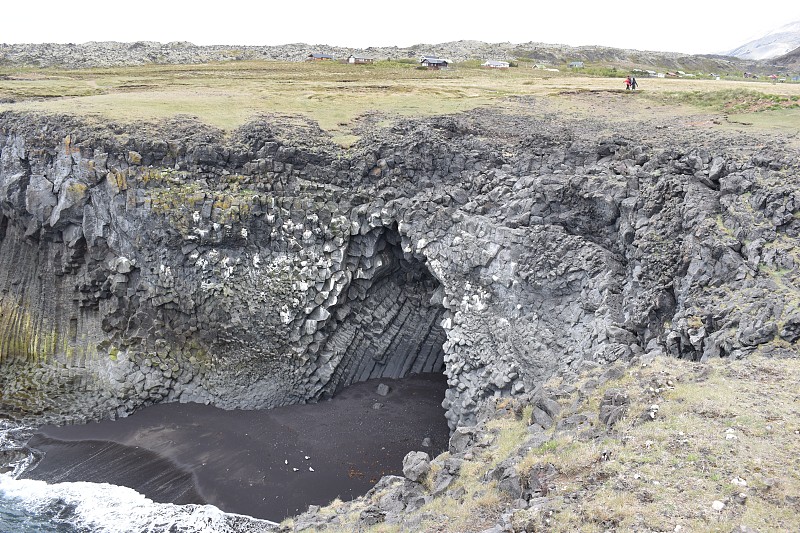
xmin=0 ymin=420 xmax=38 ymax=477
xmin=0 ymin=421 xmax=278 ymax=533
xmin=0 ymin=476 xmax=279 ymax=533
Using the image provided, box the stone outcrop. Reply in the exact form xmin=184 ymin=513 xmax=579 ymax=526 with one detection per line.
xmin=0 ymin=40 xmax=754 ymax=72
xmin=1 ymin=107 xmax=799 ymax=429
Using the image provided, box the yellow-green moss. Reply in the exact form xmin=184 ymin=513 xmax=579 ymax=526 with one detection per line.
xmin=0 ymin=301 xmax=60 ymax=364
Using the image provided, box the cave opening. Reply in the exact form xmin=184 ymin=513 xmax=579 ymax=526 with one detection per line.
xmin=314 ymin=223 xmax=448 ymax=399
xmin=13 ymin=226 xmax=455 ymax=524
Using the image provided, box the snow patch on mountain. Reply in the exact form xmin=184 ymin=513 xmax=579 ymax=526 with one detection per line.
xmin=726 ymin=20 xmax=800 ymax=60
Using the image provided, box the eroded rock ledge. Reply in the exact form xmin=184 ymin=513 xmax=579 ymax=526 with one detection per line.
xmin=1 ymin=108 xmax=798 ymax=428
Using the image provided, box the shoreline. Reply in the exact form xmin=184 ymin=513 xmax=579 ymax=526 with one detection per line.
xmin=21 ymin=374 xmax=449 ymax=521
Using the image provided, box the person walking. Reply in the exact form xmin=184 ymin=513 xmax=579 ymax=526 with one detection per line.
xmin=624 ymin=76 xmax=631 ymax=90
xmin=631 ymin=76 xmax=638 ymax=90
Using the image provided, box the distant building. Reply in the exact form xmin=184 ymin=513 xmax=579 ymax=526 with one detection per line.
xmin=482 ymin=60 xmax=510 ymax=69
xmin=307 ymin=53 xmax=334 ymax=61
xmin=420 ymin=56 xmax=449 ymax=69
xmin=633 ymin=68 xmax=658 ymax=78
xmin=568 ymin=61 xmax=584 ymax=69
xmin=348 ymin=55 xmax=374 ymax=64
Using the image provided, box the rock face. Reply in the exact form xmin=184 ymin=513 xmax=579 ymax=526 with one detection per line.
xmin=1 ymin=108 xmax=799 ymax=428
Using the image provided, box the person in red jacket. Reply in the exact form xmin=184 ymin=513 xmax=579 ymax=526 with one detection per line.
xmin=624 ymin=76 xmax=631 ymax=90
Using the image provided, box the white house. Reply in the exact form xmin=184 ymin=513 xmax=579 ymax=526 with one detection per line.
xmin=348 ymin=55 xmax=374 ymax=64
xmin=482 ymin=60 xmax=510 ymax=69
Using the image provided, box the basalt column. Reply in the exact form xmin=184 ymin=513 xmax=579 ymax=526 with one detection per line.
xmin=307 ymin=225 xmax=447 ymax=400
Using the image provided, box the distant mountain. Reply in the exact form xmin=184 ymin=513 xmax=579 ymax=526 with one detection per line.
xmin=727 ymin=20 xmax=800 ymax=60
xmin=770 ymin=44 xmax=800 ymax=69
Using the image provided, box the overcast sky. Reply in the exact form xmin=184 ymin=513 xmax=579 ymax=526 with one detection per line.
xmin=2 ymin=1 xmax=799 ymax=55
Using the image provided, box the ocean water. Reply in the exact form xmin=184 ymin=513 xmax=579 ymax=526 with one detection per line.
xmin=0 ymin=423 xmax=277 ymax=533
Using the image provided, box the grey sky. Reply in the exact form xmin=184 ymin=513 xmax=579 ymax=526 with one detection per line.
xmin=2 ymin=1 xmax=798 ymax=55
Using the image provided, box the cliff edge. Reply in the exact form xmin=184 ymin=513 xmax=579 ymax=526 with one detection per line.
xmin=1 ymin=106 xmax=798 ymax=432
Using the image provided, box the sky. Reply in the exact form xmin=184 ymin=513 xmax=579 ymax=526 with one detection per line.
xmin=2 ymin=1 xmax=799 ymax=55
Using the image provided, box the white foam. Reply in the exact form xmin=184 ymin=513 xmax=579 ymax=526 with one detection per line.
xmin=0 ymin=421 xmax=36 ymax=477
xmin=0 ymin=475 xmax=278 ymax=533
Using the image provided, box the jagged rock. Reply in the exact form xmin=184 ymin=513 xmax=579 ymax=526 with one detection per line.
xmin=367 ymin=475 xmax=429 ymax=515
xmin=557 ymin=413 xmax=592 ymax=431
xmin=497 ymin=473 xmax=523 ymax=499
xmin=402 ymin=451 xmax=431 ymax=482
xmin=430 ymin=471 xmax=456 ymax=496
xmin=449 ymin=427 xmax=477 ymax=454
xmin=428 ymin=456 xmax=462 ymax=495
xmin=779 ymin=315 xmax=800 ymax=343
xmin=529 ymin=406 xmax=554 ymax=429
xmin=535 ymin=397 xmax=562 ymax=419
xmin=523 ymin=463 xmax=557 ymax=498
xmin=1 ymin=105 xmax=800 ymax=433
xmin=358 ymin=506 xmax=385 ymax=526
xmin=598 ymin=388 xmax=629 ymax=427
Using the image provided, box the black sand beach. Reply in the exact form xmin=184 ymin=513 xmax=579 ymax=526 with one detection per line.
xmin=23 ymin=374 xmax=450 ymax=520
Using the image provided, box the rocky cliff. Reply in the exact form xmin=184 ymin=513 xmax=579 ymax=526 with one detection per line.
xmin=1 ymin=107 xmax=798 ymax=429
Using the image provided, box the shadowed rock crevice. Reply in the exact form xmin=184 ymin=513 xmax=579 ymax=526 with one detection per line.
xmin=311 ymin=225 xmax=447 ymax=399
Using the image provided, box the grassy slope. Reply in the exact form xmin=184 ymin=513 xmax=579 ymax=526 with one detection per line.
xmin=291 ymin=355 xmax=800 ymax=532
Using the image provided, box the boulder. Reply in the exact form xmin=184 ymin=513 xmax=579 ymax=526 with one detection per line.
xmin=598 ymin=388 xmax=629 ymax=427
xmin=402 ymin=451 xmax=431 ymax=482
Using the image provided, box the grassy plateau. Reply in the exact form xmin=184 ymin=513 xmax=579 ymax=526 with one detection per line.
xmin=2 ymin=60 xmax=800 ymax=145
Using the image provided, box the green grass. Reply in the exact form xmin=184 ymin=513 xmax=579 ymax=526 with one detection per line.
xmin=4 ymin=60 xmax=800 ymax=137
xmin=309 ymin=355 xmax=800 ymax=532
xmin=0 ymin=60 xmax=540 ymax=132
xmin=648 ymin=88 xmax=800 ymax=113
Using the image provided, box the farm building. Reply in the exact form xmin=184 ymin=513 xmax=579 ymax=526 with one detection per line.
xmin=420 ymin=56 xmax=449 ymax=69
xmin=568 ymin=61 xmax=584 ymax=69
xmin=482 ymin=60 xmax=509 ymax=69
xmin=347 ymin=55 xmax=374 ymax=64
xmin=307 ymin=53 xmax=334 ymax=61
